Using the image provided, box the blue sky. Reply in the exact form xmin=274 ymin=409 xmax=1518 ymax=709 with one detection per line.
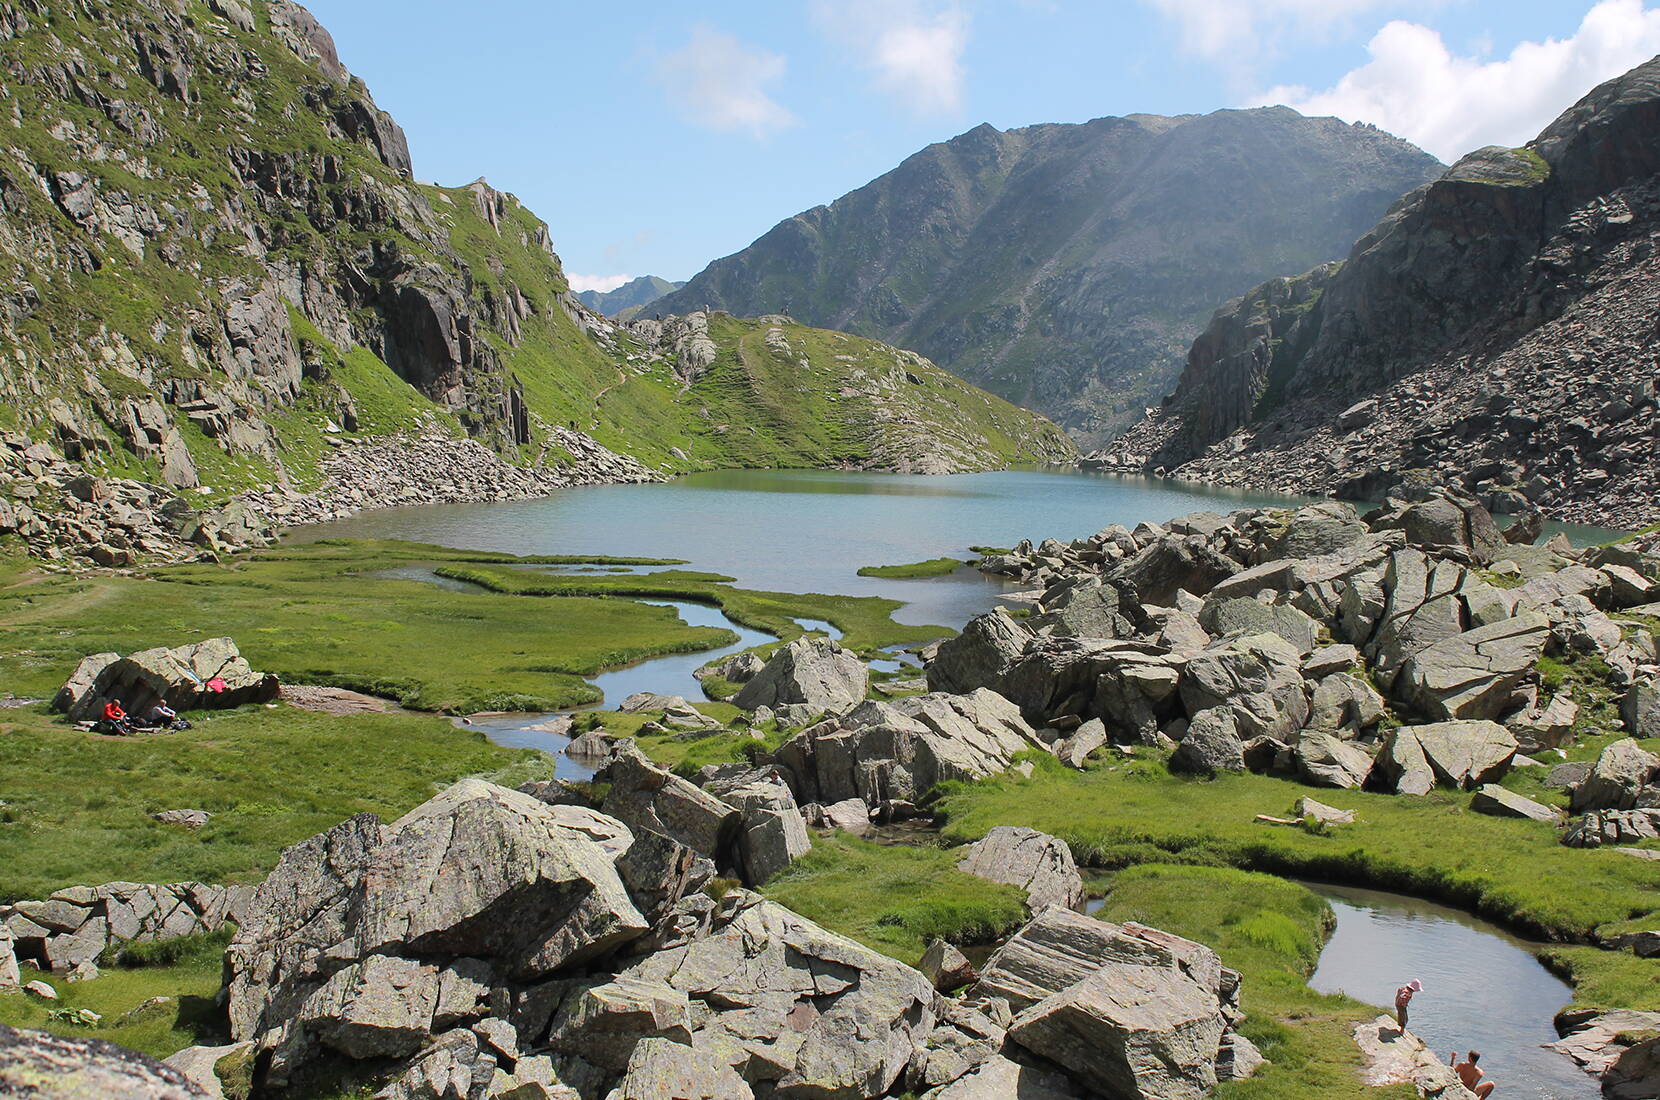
xmin=302 ymin=1 xmax=1660 ymax=288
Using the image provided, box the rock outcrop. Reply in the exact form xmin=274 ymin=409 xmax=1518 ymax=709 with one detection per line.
xmin=733 ymin=637 xmax=869 ymax=714
xmin=939 ymin=495 xmax=1657 ymax=806
xmin=2 ymin=881 xmax=251 ymax=982
xmin=54 ymin=637 xmax=278 ymax=722
xmin=1100 ymin=56 xmax=1660 ymax=529
xmin=774 ymin=690 xmax=1043 ymax=811
xmin=973 ymin=909 xmax=1257 ymax=1095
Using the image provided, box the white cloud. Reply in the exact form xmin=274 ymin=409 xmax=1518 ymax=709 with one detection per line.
xmin=1257 ymin=0 xmax=1660 ymax=162
xmin=655 ymin=26 xmax=796 ymax=139
xmin=814 ymin=1 xmax=970 ymax=116
xmin=1146 ymin=0 xmax=1413 ymax=60
xmin=567 ymin=273 xmax=634 ymax=294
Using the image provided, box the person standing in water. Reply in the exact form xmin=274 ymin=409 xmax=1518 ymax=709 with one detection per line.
xmin=1451 ymin=1050 xmax=1495 ymax=1097
xmin=1394 ymin=979 xmax=1423 ymax=1028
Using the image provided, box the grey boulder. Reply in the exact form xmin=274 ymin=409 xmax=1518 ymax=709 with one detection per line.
xmin=1571 ymin=739 xmax=1660 ymax=813
xmin=1180 ymin=632 xmax=1309 ymax=740
xmin=956 ymin=826 xmax=1084 ymax=913
xmin=0 ymin=1024 xmax=210 ymax=1099
xmin=1394 ymin=613 xmax=1550 ymax=721
xmin=1470 ymin=785 xmax=1564 ymax=823
xmin=734 ymin=637 xmax=868 ymax=713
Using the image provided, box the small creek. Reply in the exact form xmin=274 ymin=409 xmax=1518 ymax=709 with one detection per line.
xmin=1307 ymin=884 xmax=1596 ymax=1099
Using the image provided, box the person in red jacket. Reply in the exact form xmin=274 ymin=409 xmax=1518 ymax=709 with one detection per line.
xmin=101 ymin=698 xmax=134 ymax=735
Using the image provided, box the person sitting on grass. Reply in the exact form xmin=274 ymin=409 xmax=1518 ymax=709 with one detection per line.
xmin=101 ymin=698 xmax=134 ymax=736
xmin=1451 ymin=1051 xmax=1495 ymax=1098
xmin=147 ymin=701 xmax=180 ymax=730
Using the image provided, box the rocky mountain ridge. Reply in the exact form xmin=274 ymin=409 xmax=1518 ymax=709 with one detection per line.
xmin=653 ymin=107 xmax=1442 ymax=444
xmin=1097 ymin=56 xmax=1660 ymax=530
xmin=0 ymin=0 xmax=1073 ymax=566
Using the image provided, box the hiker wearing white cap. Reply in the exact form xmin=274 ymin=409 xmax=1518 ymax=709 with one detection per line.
xmin=1395 ymin=979 xmax=1423 ymax=1029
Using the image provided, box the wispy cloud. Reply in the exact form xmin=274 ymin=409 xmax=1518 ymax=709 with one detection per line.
xmin=655 ymin=25 xmax=796 ymax=139
xmin=567 ymin=273 xmax=634 ymax=294
xmin=1256 ymin=0 xmax=1660 ymax=161
xmin=813 ymin=0 xmax=971 ymax=117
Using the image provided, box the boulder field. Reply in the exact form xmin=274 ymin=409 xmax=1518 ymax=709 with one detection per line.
xmin=115 ymin=777 xmax=1257 ymax=1100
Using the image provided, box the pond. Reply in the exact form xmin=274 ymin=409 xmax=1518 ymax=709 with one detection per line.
xmin=1308 ymin=883 xmax=1597 ymax=1100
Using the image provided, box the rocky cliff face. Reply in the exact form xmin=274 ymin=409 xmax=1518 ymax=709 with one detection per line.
xmin=1104 ymin=57 xmax=1660 ymax=529
xmin=653 ymin=109 xmax=1442 ymax=444
xmin=0 ymin=0 xmax=1075 ymax=566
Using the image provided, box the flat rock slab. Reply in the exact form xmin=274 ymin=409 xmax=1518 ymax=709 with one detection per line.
xmin=279 ymin=684 xmax=396 ymax=715
xmin=0 ymin=1024 xmax=210 ymax=1099
xmin=1353 ymin=1016 xmax=1477 ymax=1097
xmin=1470 ymin=784 xmax=1562 ymax=823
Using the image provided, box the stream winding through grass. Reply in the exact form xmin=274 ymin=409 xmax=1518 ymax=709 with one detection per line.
xmin=313 ymin=467 xmax=1619 ymax=1097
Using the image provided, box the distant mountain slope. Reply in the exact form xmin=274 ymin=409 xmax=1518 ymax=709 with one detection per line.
xmin=654 ymin=109 xmax=1442 ymax=444
xmin=1100 ymin=56 xmax=1660 ymax=528
xmin=577 ymin=275 xmax=684 ymax=318
xmin=0 ymin=0 xmax=1076 ymax=564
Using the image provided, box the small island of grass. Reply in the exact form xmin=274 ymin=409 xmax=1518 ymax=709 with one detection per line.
xmin=855 ymin=557 xmax=964 ymax=579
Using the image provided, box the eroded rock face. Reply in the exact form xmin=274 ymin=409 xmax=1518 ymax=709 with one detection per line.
xmin=1571 ymin=738 xmax=1660 ymax=813
xmin=0 ymin=1024 xmax=210 ymax=1099
xmin=956 ymin=827 xmax=1084 ymax=913
xmin=1180 ymin=632 xmax=1309 ymax=741
xmin=599 ymin=744 xmax=740 ymax=863
xmin=1395 ymin=613 xmax=1550 ymax=721
xmin=734 ymin=637 xmax=869 ymax=713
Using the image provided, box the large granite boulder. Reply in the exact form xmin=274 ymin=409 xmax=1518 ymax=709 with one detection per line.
xmin=734 ymin=637 xmax=868 ymax=713
xmin=1470 ymin=785 xmax=1563 ymax=823
xmin=1197 ymin=598 xmax=1319 ymax=656
xmin=616 ymin=892 xmax=937 ymax=1099
xmin=0 ymin=1024 xmax=210 ymax=1099
xmin=1294 ymin=733 xmax=1376 ymax=790
xmin=773 ymin=689 xmax=1041 ymax=808
xmin=1370 ymin=492 xmax=1507 ymax=566
xmin=224 ymin=780 xmax=651 ymax=1081
xmin=1105 ymin=536 xmax=1241 ymax=606
xmin=1180 ymin=632 xmax=1309 ymax=740
xmin=955 ymin=827 xmax=1084 ymax=913
xmin=926 ymin=609 xmax=1034 ymax=695
xmin=599 ymin=744 xmax=740 ymax=863
xmin=1624 ymin=680 xmax=1660 ymax=739
xmin=1169 ymin=708 xmax=1245 ymax=775
xmin=1305 ymin=673 xmax=1388 ymax=738
xmin=1571 ymin=738 xmax=1660 ymax=813
xmin=701 ymin=766 xmax=811 ymax=886
xmin=1394 ymin=612 xmax=1550 ymax=721
xmin=1372 ymin=722 xmax=1517 ymax=794
xmin=54 ymin=637 xmax=279 ymax=721
xmin=973 ymin=909 xmax=1246 ymax=1099
xmin=604 ymin=1037 xmax=755 ymax=1100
